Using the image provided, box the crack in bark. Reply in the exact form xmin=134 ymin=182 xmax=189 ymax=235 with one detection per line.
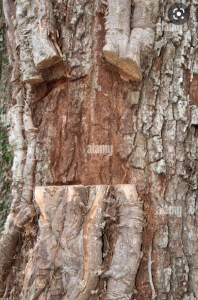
xmin=22 ymin=185 xmax=143 ymax=300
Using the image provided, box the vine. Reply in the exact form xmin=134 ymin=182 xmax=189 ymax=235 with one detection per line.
xmin=0 ymin=16 xmax=13 ymax=231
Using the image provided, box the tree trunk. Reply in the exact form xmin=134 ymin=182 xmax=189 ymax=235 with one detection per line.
xmin=1 ymin=0 xmax=198 ymax=299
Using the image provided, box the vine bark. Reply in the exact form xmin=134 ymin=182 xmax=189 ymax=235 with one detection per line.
xmin=1 ymin=0 xmax=198 ymax=299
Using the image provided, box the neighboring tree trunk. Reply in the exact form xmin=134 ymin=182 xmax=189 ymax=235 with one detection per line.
xmin=1 ymin=0 xmax=198 ymax=299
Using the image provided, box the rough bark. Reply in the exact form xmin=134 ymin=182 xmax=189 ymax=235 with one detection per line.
xmin=23 ymin=184 xmax=143 ymax=300
xmin=1 ymin=0 xmax=198 ymax=299
xmin=0 ymin=83 xmax=37 ymax=294
xmin=103 ymin=0 xmax=158 ymax=81
xmin=15 ymin=0 xmax=62 ymax=83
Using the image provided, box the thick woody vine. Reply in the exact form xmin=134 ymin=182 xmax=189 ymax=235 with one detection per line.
xmin=0 ymin=4 xmax=12 ymax=233
xmin=0 ymin=0 xmax=39 ymax=294
xmin=0 ymin=0 xmax=64 ymax=294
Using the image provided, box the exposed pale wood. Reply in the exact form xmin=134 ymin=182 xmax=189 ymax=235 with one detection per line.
xmin=103 ymin=0 xmax=159 ymax=81
xmin=15 ymin=0 xmax=62 ymax=84
xmin=22 ymin=185 xmax=143 ymax=300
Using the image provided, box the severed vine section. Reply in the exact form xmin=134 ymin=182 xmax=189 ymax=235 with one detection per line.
xmin=15 ymin=0 xmax=62 ymax=84
xmin=103 ymin=0 xmax=159 ymax=81
xmin=23 ymin=185 xmax=144 ymax=300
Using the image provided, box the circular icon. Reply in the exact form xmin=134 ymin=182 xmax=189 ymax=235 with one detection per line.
xmin=168 ymin=3 xmax=190 ymax=25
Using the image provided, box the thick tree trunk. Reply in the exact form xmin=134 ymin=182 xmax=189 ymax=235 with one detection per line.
xmin=1 ymin=0 xmax=198 ymax=299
